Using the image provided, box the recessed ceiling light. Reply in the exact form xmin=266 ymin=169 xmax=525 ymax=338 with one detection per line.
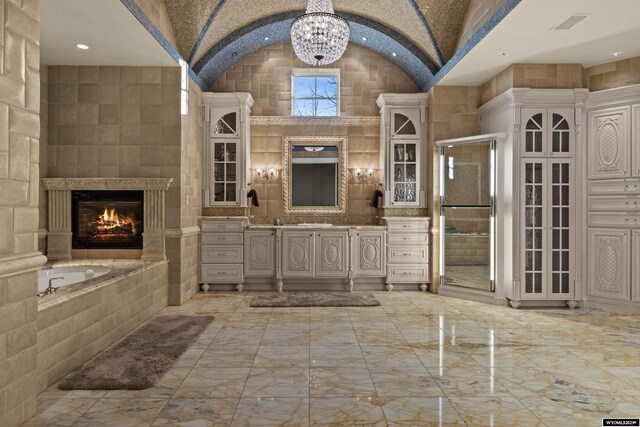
xmin=75 ymin=43 xmax=89 ymax=50
xmin=611 ymin=51 xmax=623 ymax=57
xmin=232 ymin=52 xmax=238 ymax=57
xmin=362 ymin=37 xmax=367 ymax=42
xmin=391 ymin=52 xmax=397 ymax=57
xmin=264 ymin=36 xmax=270 ymax=41
xmin=498 ymin=51 xmax=506 ymax=56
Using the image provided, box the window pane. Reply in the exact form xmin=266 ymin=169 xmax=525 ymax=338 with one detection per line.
xmin=226 ymin=184 xmax=236 ymax=202
xmin=316 ymin=76 xmax=337 ymax=98
xmin=293 ymin=76 xmax=316 ymax=98
xmin=293 ymin=99 xmax=315 ymax=116
xmin=316 ymin=98 xmax=337 ymax=116
xmin=214 ymin=143 xmax=225 ymax=161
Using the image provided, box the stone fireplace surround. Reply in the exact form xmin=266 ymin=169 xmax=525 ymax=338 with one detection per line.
xmin=42 ymin=178 xmax=173 ymax=260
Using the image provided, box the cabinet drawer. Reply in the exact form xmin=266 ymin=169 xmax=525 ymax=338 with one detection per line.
xmin=386 ymin=221 xmax=429 ymax=232
xmin=387 ymin=265 xmax=429 ymax=282
xmin=201 ymin=220 xmax=246 ymax=232
xmin=388 ymin=233 xmax=429 ymax=244
xmin=201 ymin=264 xmax=243 ymax=282
xmin=201 ymin=245 xmax=243 ymax=263
xmin=201 ymin=232 xmax=243 ymax=245
xmin=588 ymin=179 xmax=640 ymax=195
xmin=388 ymin=246 xmax=428 ymax=264
xmin=588 ymin=212 xmax=640 ymax=227
xmin=588 ymin=196 xmax=640 ymax=212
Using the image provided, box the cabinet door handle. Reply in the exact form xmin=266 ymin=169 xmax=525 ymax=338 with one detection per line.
xmin=636 ymin=233 xmax=639 ymax=236
xmin=403 ymin=237 xmax=410 ymax=240
xmin=402 ymin=253 xmax=412 ymax=256
xmin=623 ymin=171 xmax=628 ymax=175
xmin=403 ymin=225 xmax=411 ymax=228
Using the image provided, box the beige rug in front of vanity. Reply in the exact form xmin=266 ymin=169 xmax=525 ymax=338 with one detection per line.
xmin=59 ymin=314 xmax=214 ymax=390
xmin=250 ymin=292 xmax=381 ymax=307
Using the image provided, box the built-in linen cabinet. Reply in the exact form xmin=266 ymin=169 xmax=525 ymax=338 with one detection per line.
xmin=519 ymin=107 xmax=575 ymax=303
xmin=244 ymin=230 xmax=275 ymax=277
xmin=588 ymin=106 xmax=631 ymax=179
xmin=202 ymin=93 xmax=253 ymax=207
xmin=586 ymin=90 xmax=640 ymax=309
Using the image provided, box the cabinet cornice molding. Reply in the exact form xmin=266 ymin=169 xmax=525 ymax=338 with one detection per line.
xmin=585 ymin=83 xmax=640 ymax=110
xmin=376 ymin=93 xmax=429 ymax=110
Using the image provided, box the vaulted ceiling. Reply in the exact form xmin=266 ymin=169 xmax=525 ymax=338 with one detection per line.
xmin=162 ymin=0 xmax=486 ymax=90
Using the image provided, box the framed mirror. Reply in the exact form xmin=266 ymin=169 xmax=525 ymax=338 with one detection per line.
xmin=283 ymin=136 xmax=348 ymax=215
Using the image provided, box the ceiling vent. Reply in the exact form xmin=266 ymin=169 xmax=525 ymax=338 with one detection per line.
xmin=552 ymin=14 xmax=590 ymax=30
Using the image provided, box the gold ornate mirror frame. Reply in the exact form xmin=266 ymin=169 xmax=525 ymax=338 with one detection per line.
xmin=283 ymin=136 xmax=348 ymax=215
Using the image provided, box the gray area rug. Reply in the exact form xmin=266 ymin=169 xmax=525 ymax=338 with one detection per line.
xmin=59 ymin=315 xmax=214 ymax=390
xmin=250 ymin=292 xmax=381 ymax=308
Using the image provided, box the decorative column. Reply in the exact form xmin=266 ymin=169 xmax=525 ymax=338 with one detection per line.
xmin=46 ymin=190 xmax=72 ymax=260
xmin=142 ymin=189 xmax=167 ymax=260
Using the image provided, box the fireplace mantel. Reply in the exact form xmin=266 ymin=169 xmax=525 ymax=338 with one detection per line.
xmin=43 ymin=178 xmax=173 ymax=260
xmin=42 ymin=178 xmax=173 ymax=191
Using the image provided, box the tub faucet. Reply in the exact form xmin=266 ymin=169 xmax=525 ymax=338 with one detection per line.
xmin=38 ymin=277 xmax=63 ymax=298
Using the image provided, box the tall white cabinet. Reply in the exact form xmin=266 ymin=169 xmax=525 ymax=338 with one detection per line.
xmin=586 ymin=85 xmax=640 ymax=311
xmin=377 ymin=94 xmax=428 ymax=208
xmin=202 ymin=93 xmax=254 ymax=207
xmin=478 ymin=89 xmax=588 ymax=308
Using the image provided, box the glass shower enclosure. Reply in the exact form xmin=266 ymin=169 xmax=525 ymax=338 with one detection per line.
xmin=439 ymin=138 xmax=497 ymax=292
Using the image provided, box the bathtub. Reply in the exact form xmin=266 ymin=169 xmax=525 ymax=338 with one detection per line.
xmin=38 ymin=265 xmax=111 ymax=293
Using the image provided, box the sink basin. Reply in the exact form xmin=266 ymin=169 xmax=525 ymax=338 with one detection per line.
xmin=296 ymin=223 xmax=333 ymax=228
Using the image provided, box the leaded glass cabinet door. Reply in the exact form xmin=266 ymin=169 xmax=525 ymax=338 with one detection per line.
xmin=548 ymin=160 xmax=572 ymax=298
xmin=549 ymin=111 xmax=572 ymax=156
xmin=391 ymin=141 xmax=418 ymax=205
xmin=521 ymin=159 xmax=547 ymax=298
xmin=211 ymin=111 xmax=240 ymax=205
xmin=522 ymin=109 xmax=546 ymax=157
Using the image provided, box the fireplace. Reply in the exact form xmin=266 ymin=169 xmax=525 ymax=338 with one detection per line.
xmin=72 ymin=190 xmax=144 ymax=249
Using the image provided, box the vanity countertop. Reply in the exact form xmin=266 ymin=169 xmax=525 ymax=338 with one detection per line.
xmin=245 ymin=224 xmax=386 ymax=230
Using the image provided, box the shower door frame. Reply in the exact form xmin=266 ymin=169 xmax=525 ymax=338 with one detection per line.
xmin=438 ymin=137 xmax=498 ymax=293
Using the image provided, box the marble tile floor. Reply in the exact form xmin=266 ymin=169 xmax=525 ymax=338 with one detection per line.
xmin=24 ymin=292 xmax=640 ymax=426
xmin=444 ymin=265 xmax=492 ymax=292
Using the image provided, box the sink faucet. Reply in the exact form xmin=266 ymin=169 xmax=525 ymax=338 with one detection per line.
xmin=38 ymin=277 xmax=63 ymax=298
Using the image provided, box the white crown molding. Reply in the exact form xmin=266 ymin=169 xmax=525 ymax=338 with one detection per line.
xmin=42 ymin=178 xmax=173 ymax=191
xmin=376 ymin=93 xmax=429 ymax=109
xmin=202 ymin=92 xmax=254 ymax=109
xmin=479 ymin=88 xmax=591 ymax=118
xmin=585 ymin=83 xmax=640 ymax=110
xmin=250 ymin=116 xmax=380 ymax=127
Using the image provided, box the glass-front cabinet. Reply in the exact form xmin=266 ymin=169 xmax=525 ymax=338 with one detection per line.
xmin=203 ymin=93 xmax=254 ymax=207
xmin=377 ymin=95 xmax=427 ymax=208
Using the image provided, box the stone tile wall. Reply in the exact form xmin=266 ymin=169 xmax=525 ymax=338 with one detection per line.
xmin=209 ymin=42 xmax=417 ymax=224
xmin=0 ymin=0 xmax=45 ymax=425
xmin=35 ymin=261 xmax=168 ymax=392
xmin=132 ymin=0 xmax=178 ymax=50
xmin=480 ymin=64 xmax=584 ymax=105
xmin=246 ymin=123 xmax=380 ymax=225
xmin=211 ymin=42 xmax=418 ymax=116
xmin=166 ymin=78 xmax=202 ymax=305
xmin=583 ymin=56 xmax=640 ymax=92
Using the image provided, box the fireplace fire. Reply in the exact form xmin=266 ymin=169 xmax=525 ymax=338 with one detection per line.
xmin=72 ymin=191 xmax=144 ymax=249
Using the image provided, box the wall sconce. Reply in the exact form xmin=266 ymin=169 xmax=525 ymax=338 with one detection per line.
xmin=254 ymin=167 xmax=279 ymax=182
xmin=351 ymin=168 xmax=376 ymax=183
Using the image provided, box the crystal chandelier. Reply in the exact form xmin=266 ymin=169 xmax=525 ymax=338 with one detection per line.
xmin=291 ymin=0 xmax=350 ymax=66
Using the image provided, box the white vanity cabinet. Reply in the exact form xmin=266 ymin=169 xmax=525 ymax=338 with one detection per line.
xmin=202 ymin=93 xmax=253 ymax=207
xmin=282 ymin=231 xmax=316 ymax=278
xmin=352 ymin=230 xmax=386 ymax=277
xmin=383 ymin=217 xmax=430 ymax=291
xmin=281 ymin=230 xmax=349 ymax=279
xmin=200 ymin=217 xmax=248 ymax=292
xmin=244 ymin=230 xmax=275 ymax=277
